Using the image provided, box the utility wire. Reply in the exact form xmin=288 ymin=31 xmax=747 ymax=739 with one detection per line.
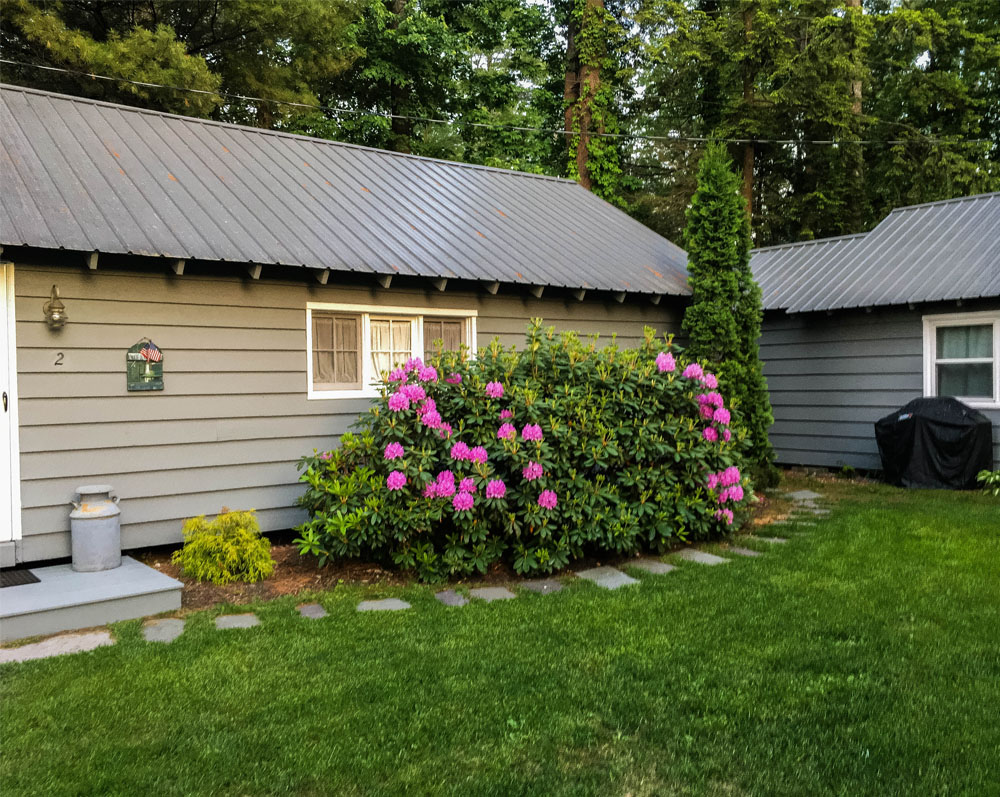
xmin=0 ymin=58 xmax=992 ymax=147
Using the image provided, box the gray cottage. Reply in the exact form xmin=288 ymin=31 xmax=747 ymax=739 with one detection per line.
xmin=752 ymin=192 xmax=1000 ymax=472
xmin=0 ymin=85 xmax=690 ymax=571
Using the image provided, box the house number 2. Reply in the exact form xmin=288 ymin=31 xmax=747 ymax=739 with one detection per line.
xmin=54 ymin=352 xmax=64 ymax=366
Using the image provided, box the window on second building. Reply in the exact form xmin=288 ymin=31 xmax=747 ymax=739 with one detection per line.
xmin=423 ymin=317 xmax=466 ymax=360
xmin=923 ymin=311 xmax=1000 ymax=407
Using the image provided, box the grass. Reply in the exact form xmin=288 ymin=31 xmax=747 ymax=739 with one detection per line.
xmin=2 ymin=476 xmax=999 ymax=796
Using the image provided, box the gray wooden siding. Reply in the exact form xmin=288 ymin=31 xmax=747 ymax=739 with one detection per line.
xmin=14 ymin=262 xmax=678 ymax=562
xmin=762 ymin=303 xmax=1000 ymax=471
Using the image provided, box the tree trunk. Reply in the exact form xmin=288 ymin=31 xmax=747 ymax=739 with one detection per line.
xmin=564 ymin=0 xmax=604 ymax=191
xmin=741 ymin=4 xmax=754 ymax=216
xmin=846 ymin=0 xmax=862 ymax=116
xmin=389 ymin=0 xmax=412 ymax=153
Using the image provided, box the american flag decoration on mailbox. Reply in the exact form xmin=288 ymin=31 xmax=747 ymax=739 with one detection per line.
xmin=126 ymin=339 xmax=164 ymax=391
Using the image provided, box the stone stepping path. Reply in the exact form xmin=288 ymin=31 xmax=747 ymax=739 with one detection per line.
xmin=674 ymin=549 xmax=729 ymax=566
xmin=357 ymin=598 xmax=410 ymax=612
xmin=469 ymin=586 xmax=517 ymax=602
xmin=143 ymin=618 xmax=185 ymax=643
xmin=786 ymin=489 xmax=823 ymax=501
xmin=216 ymin=613 xmax=260 ymax=630
xmin=520 ymin=579 xmax=563 ymax=594
xmin=435 ymin=589 xmax=469 ymax=607
xmin=727 ymin=546 xmax=762 ymax=558
xmin=627 ymin=558 xmax=676 ymax=575
xmin=0 ymin=630 xmax=114 ymax=664
xmin=576 ymin=566 xmax=638 ymax=590
xmin=298 ymin=603 xmax=327 ymax=619
xmin=753 ymin=535 xmax=789 ymax=544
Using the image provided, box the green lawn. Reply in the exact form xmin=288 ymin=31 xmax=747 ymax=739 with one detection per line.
xmin=2 ymin=477 xmax=999 ymax=796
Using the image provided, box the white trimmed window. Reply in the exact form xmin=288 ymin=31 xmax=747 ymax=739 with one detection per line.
xmin=922 ymin=310 xmax=1000 ymax=409
xmin=306 ymin=302 xmax=476 ymax=399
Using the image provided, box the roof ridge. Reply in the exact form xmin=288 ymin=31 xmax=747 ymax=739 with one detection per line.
xmin=0 ymin=82 xmax=577 ymax=185
xmin=751 ymin=231 xmax=868 ymax=254
xmin=885 ymin=191 xmax=1000 ymax=215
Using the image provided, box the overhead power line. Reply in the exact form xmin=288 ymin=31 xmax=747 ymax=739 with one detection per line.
xmin=0 ymin=58 xmax=993 ymax=148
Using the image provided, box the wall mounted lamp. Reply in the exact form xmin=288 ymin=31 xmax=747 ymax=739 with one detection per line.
xmin=43 ymin=285 xmax=68 ymax=329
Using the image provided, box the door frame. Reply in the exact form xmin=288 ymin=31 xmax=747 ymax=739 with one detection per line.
xmin=2 ymin=261 xmax=22 ymax=542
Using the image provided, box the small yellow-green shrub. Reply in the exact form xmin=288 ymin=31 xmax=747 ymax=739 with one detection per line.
xmin=171 ymin=510 xmax=275 ymax=585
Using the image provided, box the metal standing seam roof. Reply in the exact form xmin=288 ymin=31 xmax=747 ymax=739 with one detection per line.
xmin=0 ymin=84 xmax=690 ymax=296
xmin=751 ymin=192 xmax=1000 ymax=313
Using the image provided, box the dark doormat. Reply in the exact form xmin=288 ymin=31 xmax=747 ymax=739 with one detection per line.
xmin=1 ymin=569 xmax=41 ymax=588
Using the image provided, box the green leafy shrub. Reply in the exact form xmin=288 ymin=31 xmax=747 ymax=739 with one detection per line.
xmin=295 ymin=321 xmax=753 ymax=581
xmin=977 ymin=469 xmax=1000 ymax=497
xmin=171 ymin=510 xmax=275 ymax=585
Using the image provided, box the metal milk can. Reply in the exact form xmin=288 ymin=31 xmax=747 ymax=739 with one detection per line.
xmin=70 ymin=485 xmax=122 ymax=572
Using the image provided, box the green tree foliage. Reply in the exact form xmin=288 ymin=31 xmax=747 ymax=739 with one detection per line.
xmin=682 ymin=144 xmax=777 ymax=485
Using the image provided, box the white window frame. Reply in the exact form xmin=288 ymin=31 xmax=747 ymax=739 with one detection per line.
xmin=922 ymin=310 xmax=1000 ymax=410
xmin=306 ymin=302 xmax=477 ymax=400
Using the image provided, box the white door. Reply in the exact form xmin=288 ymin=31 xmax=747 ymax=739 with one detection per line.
xmin=1 ymin=262 xmax=20 ymax=543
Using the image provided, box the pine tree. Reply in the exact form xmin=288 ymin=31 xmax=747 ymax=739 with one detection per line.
xmin=682 ymin=143 xmax=777 ymax=487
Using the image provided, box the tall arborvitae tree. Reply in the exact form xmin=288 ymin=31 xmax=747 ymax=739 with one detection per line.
xmin=682 ymin=143 xmax=777 ymax=486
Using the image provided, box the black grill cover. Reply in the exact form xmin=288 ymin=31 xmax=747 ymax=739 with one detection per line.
xmin=875 ymin=397 xmax=993 ymax=489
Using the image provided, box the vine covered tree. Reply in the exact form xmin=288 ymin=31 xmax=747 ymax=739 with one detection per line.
xmin=683 ymin=143 xmax=777 ymax=486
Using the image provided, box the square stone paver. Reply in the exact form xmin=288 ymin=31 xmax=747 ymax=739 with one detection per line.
xmin=674 ymin=549 xmax=729 ymax=566
xmin=298 ymin=603 xmax=327 ymax=619
xmin=143 ymin=618 xmax=185 ymax=643
xmin=627 ymin=558 xmax=676 ymax=575
xmin=576 ymin=566 xmax=638 ymax=590
xmin=754 ymin=536 xmax=788 ymax=544
xmin=0 ymin=631 xmax=114 ymax=664
xmin=519 ymin=579 xmax=563 ymax=594
xmin=215 ymin=613 xmax=260 ymax=630
xmin=435 ymin=589 xmax=469 ymax=607
xmin=727 ymin=546 xmax=762 ymax=558
xmin=357 ymin=598 xmax=411 ymax=612
xmin=469 ymin=587 xmax=517 ymax=602
xmin=786 ymin=489 xmax=823 ymax=501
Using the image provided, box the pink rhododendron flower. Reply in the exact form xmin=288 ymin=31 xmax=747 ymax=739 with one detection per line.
xmin=703 ymin=427 xmax=718 ymax=442
xmin=387 ymin=391 xmax=410 ymax=412
xmin=700 ymin=403 xmax=715 ymax=420
xmin=497 ymin=422 xmax=516 ymax=440
xmin=404 ymin=357 xmax=423 ymax=373
xmin=723 ymin=428 xmax=732 ymax=442
xmin=701 ymin=373 xmax=718 ymax=389
xmin=521 ymin=423 xmax=543 ymax=442
xmin=721 ymin=466 xmax=741 ymax=486
xmin=707 ymin=472 xmax=720 ymax=490
xmin=445 ymin=372 xmax=462 ymax=384
xmin=469 ymin=446 xmax=488 ymax=464
xmin=715 ymin=508 xmax=734 ymax=525
xmin=522 ymin=461 xmax=543 ymax=481
xmin=384 ymin=442 xmax=405 ymax=460
xmin=538 ymin=489 xmax=558 ymax=509
xmin=499 ymin=409 xmax=513 ymax=420
xmin=698 ymin=391 xmax=724 ymax=409
xmin=320 ymin=452 xmax=332 ymax=461
xmin=418 ymin=365 xmax=438 ymax=383
xmin=450 ymin=442 xmax=470 ymax=461
xmin=485 ymin=479 xmax=507 ymax=499
xmin=438 ymin=423 xmax=453 ymax=439
xmin=436 ymin=472 xmax=456 ymax=497
xmin=423 ymin=482 xmax=438 ymax=498
xmin=459 ymin=477 xmax=477 ymax=494
xmin=655 ymin=351 xmax=676 ymax=372
xmin=682 ymin=363 xmax=704 ymax=380
xmin=421 ymin=410 xmax=442 ymax=429
xmin=402 ymin=384 xmax=426 ymax=402
xmin=417 ymin=397 xmax=436 ymax=415
xmin=453 ymin=491 xmax=474 ymax=512
xmin=728 ymin=485 xmax=744 ymax=502
xmin=386 ymin=471 xmax=407 ymax=490
xmin=388 ymin=368 xmax=406 ymax=382
xmin=485 ymin=381 xmax=504 ymax=398
xmin=713 ymin=408 xmax=731 ymax=426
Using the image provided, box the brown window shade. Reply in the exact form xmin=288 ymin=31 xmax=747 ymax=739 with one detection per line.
xmin=312 ymin=312 xmax=361 ymax=390
xmin=423 ymin=318 xmax=465 ymax=360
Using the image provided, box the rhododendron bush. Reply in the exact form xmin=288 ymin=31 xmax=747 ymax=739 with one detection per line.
xmin=295 ymin=320 xmax=753 ymax=581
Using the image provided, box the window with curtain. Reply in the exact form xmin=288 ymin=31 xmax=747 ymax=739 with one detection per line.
xmin=311 ymin=313 xmax=361 ymax=390
xmin=370 ymin=317 xmax=413 ymax=377
xmin=423 ymin=317 xmax=465 ymax=360
xmin=935 ymin=324 xmax=994 ymax=398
